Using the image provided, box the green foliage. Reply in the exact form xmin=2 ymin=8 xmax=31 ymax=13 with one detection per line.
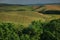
xmin=28 ymin=20 xmax=43 ymax=40
xmin=41 ymin=19 xmax=60 ymax=40
xmin=49 ymin=19 xmax=60 ymax=40
xmin=0 ymin=23 xmax=20 ymax=40
xmin=0 ymin=19 xmax=60 ymax=40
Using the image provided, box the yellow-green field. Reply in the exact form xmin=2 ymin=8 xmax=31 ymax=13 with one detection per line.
xmin=0 ymin=11 xmax=60 ymax=26
xmin=0 ymin=5 xmax=60 ymax=26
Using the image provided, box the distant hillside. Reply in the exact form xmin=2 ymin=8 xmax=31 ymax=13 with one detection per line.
xmin=35 ymin=5 xmax=60 ymax=12
xmin=0 ymin=3 xmax=26 ymax=6
xmin=0 ymin=3 xmax=60 ymax=6
xmin=26 ymin=3 xmax=60 ymax=6
xmin=44 ymin=3 xmax=60 ymax=5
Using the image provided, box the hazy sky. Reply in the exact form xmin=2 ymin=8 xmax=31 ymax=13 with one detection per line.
xmin=0 ymin=0 xmax=60 ymax=4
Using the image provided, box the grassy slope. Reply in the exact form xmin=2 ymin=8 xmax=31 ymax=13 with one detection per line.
xmin=35 ymin=5 xmax=60 ymax=11
xmin=0 ymin=5 xmax=60 ymax=26
xmin=0 ymin=6 xmax=33 ymax=11
xmin=0 ymin=11 xmax=45 ymax=26
xmin=45 ymin=5 xmax=60 ymax=10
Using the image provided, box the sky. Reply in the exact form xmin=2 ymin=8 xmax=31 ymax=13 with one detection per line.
xmin=0 ymin=0 xmax=60 ymax=4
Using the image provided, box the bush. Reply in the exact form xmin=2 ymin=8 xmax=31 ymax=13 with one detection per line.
xmin=41 ymin=19 xmax=60 ymax=40
xmin=0 ymin=23 xmax=20 ymax=40
xmin=49 ymin=19 xmax=60 ymax=40
xmin=0 ymin=19 xmax=60 ymax=40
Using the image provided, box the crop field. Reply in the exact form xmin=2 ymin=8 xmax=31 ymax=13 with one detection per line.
xmin=0 ymin=5 xmax=60 ymax=26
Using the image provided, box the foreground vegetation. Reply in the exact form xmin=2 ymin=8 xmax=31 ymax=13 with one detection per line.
xmin=0 ymin=19 xmax=60 ymax=40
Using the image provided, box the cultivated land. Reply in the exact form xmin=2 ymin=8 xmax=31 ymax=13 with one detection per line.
xmin=0 ymin=5 xmax=60 ymax=26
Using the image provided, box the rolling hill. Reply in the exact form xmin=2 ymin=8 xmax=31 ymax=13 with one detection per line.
xmin=35 ymin=5 xmax=60 ymax=12
xmin=0 ymin=4 xmax=60 ymax=26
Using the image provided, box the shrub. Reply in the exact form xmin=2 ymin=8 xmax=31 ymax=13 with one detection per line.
xmin=0 ymin=19 xmax=60 ymax=40
xmin=0 ymin=23 xmax=20 ymax=40
xmin=41 ymin=19 xmax=60 ymax=40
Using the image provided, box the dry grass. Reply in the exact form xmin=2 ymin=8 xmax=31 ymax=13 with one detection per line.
xmin=0 ymin=11 xmax=44 ymax=26
xmin=0 ymin=11 xmax=60 ymax=26
xmin=0 ymin=5 xmax=60 ymax=26
xmin=45 ymin=5 xmax=60 ymax=10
